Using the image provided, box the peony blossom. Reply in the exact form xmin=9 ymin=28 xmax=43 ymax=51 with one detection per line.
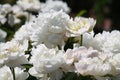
xmin=0 ymin=66 xmax=13 ymax=80
xmin=63 ymin=46 xmax=99 ymax=65
xmin=75 ymin=58 xmax=112 ymax=76
xmin=30 ymin=10 xmax=70 ymax=48
xmin=0 ymin=39 xmax=28 ymax=67
xmin=83 ymin=30 xmax=120 ymax=53
xmin=64 ymin=45 xmax=120 ymax=77
xmin=66 ymin=17 xmax=96 ymax=37
xmin=29 ymin=44 xmax=64 ymax=80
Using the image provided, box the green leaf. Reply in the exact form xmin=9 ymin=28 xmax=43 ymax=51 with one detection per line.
xmin=77 ymin=10 xmax=87 ymax=17
xmin=21 ymin=64 xmax=33 ymax=68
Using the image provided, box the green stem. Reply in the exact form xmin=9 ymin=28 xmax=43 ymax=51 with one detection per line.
xmin=80 ymin=35 xmax=83 ymax=46
xmin=10 ymin=67 xmax=15 ymax=80
xmin=58 ymin=45 xmax=61 ymax=50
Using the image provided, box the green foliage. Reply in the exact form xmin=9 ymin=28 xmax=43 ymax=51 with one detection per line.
xmin=77 ymin=10 xmax=87 ymax=17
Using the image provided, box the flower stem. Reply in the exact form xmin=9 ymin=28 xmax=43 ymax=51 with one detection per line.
xmin=80 ymin=35 xmax=83 ymax=46
xmin=10 ymin=67 xmax=15 ymax=80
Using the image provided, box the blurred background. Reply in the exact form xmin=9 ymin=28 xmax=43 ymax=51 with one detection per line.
xmin=0 ymin=0 xmax=120 ymax=34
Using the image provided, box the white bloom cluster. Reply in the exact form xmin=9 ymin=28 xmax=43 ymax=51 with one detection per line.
xmin=29 ymin=44 xmax=64 ymax=80
xmin=17 ymin=0 xmax=41 ymax=12
xmin=8 ymin=5 xmax=28 ymax=26
xmin=0 ymin=4 xmax=28 ymax=26
xmin=83 ymin=30 xmax=120 ymax=53
xmin=0 ymin=39 xmax=28 ymax=67
xmin=0 ymin=0 xmax=71 ymax=27
xmin=41 ymin=0 xmax=70 ymax=13
xmin=0 ymin=65 xmax=28 ymax=80
xmin=30 ymin=10 xmax=70 ymax=48
xmin=0 ymin=4 xmax=12 ymax=24
xmin=3 ymin=1 xmax=120 ymax=79
xmin=64 ymin=46 xmax=120 ymax=78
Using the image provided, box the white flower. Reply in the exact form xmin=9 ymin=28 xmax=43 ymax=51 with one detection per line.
xmin=0 ymin=39 xmax=28 ymax=67
xmin=29 ymin=44 xmax=64 ymax=79
xmin=0 ymin=66 xmax=13 ymax=80
xmin=63 ymin=46 xmax=100 ymax=72
xmin=0 ymin=4 xmax=12 ymax=15
xmin=15 ymin=67 xmax=29 ymax=80
xmin=0 ymin=29 xmax=7 ymax=42
xmin=17 ymin=0 xmax=41 ymax=11
xmin=66 ymin=17 xmax=96 ymax=37
xmin=0 ymin=4 xmax=12 ymax=24
xmin=41 ymin=0 xmax=70 ymax=13
xmin=14 ymin=23 xmax=33 ymax=43
xmin=63 ymin=46 xmax=98 ymax=65
xmin=75 ymin=58 xmax=112 ymax=76
xmin=30 ymin=10 xmax=70 ymax=48
xmin=0 ymin=66 xmax=28 ymax=80
xmin=83 ymin=30 xmax=120 ymax=53
xmin=0 ymin=15 xmax=7 ymax=24
xmin=12 ymin=5 xmax=28 ymax=17
xmin=64 ymin=46 xmax=120 ymax=77
xmin=108 ymin=53 xmax=120 ymax=75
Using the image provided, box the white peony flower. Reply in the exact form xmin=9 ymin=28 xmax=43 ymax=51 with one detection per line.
xmin=83 ymin=30 xmax=120 ymax=53
xmin=63 ymin=46 xmax=101 ymax=72
xmin=30 ymin=10 xmax=70 ymax=48
xmin=0 ymin=66 xmax=28 ymax=80
xmin=41 ymin=0 xmax=70 ymax=13
xmin=66 ymin=17 xmax=96 ymax=37
xmin=0 ymin=39 xmax=28 ymax=67
xmin=17 ymin=0 xmax=41 ymax=11
xmin=108 ymin=53 xmax=120 ymax=75
xmin=0 ymin=66 xmax=13 ymax=80
xmin=63 ymin=46 xmax=120 ymax=77
xmin=63 ymin=46 xmax=98 ymax=65
xmin=75 ymin=58 xmax=112 ymax=76
xmin=0 ymin=29 xmax=7 ymax=42
xmin=73 ymin=48 xmax=120 ymax=77
xmin=29 ymin=44 xmax=64 ymax=79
